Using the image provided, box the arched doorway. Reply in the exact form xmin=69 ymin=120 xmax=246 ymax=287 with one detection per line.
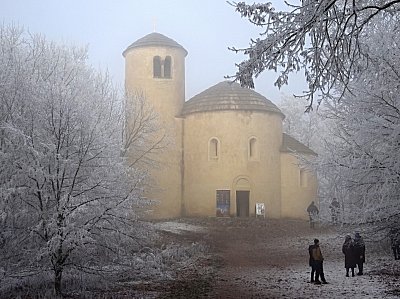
xmin=234 ymin=177 xmax=251 ymax=217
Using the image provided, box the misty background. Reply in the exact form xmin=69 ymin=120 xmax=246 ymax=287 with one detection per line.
xmin=0 ymin=0 xmax=307 ymax=103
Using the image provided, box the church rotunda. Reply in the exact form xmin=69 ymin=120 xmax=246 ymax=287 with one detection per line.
xmin=123 ymin=32 xmax=318 ymax=220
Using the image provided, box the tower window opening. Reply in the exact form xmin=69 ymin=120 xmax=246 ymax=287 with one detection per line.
xmin=153 ymin=56 xmax=172 ymax=79
xmin=164 ymin=56 xmax=171 ymax=78
xmin=153 ymin=56 xmax=162 ymax=78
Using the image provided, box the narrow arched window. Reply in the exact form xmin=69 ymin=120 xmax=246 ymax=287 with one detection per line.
xmin=209 ymin=138 xmax=219 ymax=160
xmin=153 ymin=56 xmax=161 ymax=78
xmin=248 ymin=137 xmax=258 ymax=160
xmin=164 ymin=56 xmax=171 ymax=78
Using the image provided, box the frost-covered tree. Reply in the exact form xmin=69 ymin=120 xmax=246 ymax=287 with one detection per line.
xmin=231 ymin=0 xmax=400 ymax=228
xmin=0 ymin=25 xmax=158 ymax=295
xmin=229 ymin=0 xmax=400 ymax=108
xmin=280 ymin=93 xmax=322 ymax=149
xmin=123 ymin=90 xmax=167 ymax=168
xmin=279 ymin=94 xmax=339 ymax=221
xmin=315 ymin=18 xmax=400 ymax=225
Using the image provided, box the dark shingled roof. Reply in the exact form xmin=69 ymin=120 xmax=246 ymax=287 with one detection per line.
xmin=181 ymin=81 xmax=284 ymax=116
xmin=122 ymin=32 xmax=187 ymax=57
xmin=281 ymin=133 xmax=317 ymax=156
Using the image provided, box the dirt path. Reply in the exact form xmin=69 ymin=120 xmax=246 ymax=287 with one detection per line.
xmin=204 ymin=218 xmax=313 ymax=298
xmin=172 ymin=217 xmax=400 ymax=299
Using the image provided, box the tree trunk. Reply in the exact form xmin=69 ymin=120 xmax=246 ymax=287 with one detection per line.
xmin=54 ymin=265 xmax=63 ymax=296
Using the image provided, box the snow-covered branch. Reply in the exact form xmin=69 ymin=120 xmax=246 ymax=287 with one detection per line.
xmin=229 ymin=0 xmax=400 ymax=108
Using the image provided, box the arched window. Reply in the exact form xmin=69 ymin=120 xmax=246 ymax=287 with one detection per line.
xmin=248 ymin=137 xmax=258 ymax=160
xmin=153 ymin=56 xmax=161 ymax=78
xmin=164 ymin=56 xmax=171 ymax=78
xmin=209 ymin=138 xmax=219 ymax=160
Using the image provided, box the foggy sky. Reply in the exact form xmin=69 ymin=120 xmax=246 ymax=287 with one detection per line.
xmin=0 ymin=0 xmax=307 ymax=103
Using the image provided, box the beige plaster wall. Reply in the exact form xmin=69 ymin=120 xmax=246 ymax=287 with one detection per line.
xmin=280 ymin=153 xmax=318 ymax=220
xmin=124 ymin=46 xmax=186 ymax=218
xmin=183 ymin=110 xmax=284 ymax=218
xmin=124 ymin=47 xmax=186 ymax=120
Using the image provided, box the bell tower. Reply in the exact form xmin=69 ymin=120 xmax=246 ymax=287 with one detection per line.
xmin=123 ymin=32 xmax=187 ymax=218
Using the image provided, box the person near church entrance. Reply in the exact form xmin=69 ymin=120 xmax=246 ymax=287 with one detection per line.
xmin=307 ymin=201 xmax=319 ymax=228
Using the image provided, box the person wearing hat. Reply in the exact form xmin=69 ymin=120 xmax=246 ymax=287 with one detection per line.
xmin=342 ymin=234 xmax=356 ymax=277
xmin=309 ymin=238 xmax=328 ymax=284
xmin=354 ymin=232 xmax=366 ymax=275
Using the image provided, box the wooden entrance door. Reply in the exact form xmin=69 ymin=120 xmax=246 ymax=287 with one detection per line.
xmin=236 ymin=191 xmax=249 ymax=217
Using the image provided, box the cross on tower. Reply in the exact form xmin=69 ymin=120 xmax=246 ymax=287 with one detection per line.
xmin=153 ymin=17 xmax=157 ymax=32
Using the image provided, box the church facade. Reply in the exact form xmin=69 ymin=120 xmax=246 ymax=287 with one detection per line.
xmin=123 ymin=32 xmax=318 ymax=220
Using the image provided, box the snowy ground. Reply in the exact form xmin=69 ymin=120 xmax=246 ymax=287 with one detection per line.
xmin=214 ymin=262 xmax=399 ymax=299
xmin=154 ymin=218 xmax=400 ymax=298
xmin=153 ymin=221 xmax=205 ymax=234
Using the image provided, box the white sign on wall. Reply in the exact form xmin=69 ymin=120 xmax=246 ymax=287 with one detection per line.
xmin=255 ymin=203 xmax=265 ymax=218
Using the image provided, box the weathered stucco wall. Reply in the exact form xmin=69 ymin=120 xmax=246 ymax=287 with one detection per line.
xmin=280 ymin=153 xmax=318 ymax=220
xmin=183 ymin=110 xmax=283 ymax=218
xmin=124 ymin=46 xmax=186 ymax=218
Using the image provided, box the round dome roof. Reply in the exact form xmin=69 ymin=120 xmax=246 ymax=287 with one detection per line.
xmin=122 ymin=32 xmax=187 ymax=57
xmin=182 ymin=81 xmax=283 ymax=116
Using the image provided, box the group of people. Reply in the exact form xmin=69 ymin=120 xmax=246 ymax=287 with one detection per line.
xmin=307 ymin=198 xmax=341 ymax=229
xmin=342 ymin=232 xmax=366 ymax=277
xmin=306 ymin=200 xmax=400 ymax=285
xmin=308 ymin=232 xmax=366 ymax=284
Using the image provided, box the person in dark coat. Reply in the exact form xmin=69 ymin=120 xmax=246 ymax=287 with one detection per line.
xmin=354 ymin=232 xmax=366 ymax=275
xmin=307 ymin=201 xmax=319 ymax=229
xmin=308 ymin=241 xmax=316 ymax=283
xmin=342 ymin=234 xmax=356 ymax=277
xmin=309 ymin=238 xmax=328 ymax=284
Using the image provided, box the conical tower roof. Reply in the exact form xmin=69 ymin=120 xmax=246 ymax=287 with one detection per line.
xmin=182 ymin=81 xmax=284 ymax=116
xmin=122 ymin=32 xmax=187 ymax=57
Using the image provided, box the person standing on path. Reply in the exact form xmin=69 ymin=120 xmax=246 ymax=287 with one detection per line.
xmin=342 ymin=234 xmax=356 ymax=277
xmin=307 ymin=201 xmax=319 ymax=229
xmin=309 ymin=238 xmax=328 ymax=284
xmin=354 ymin=232 xmax=366 ymax=275
xmin=308 ymin=241 xmax=316 ymax=283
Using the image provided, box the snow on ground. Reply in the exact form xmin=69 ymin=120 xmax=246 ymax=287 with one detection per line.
xmin=153 ymin=221 xmax=205 ymax=234
xmin=225 ymin=261 xmax=400 ymax=299
xmin=152 ymin=218 xmax=400 ymax=298
xmin=211 ymin=227 xmax=400 ymax=299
